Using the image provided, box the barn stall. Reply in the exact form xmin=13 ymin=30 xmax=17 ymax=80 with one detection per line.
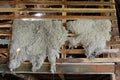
xmin=0 ymin=0 xmax=120 ymax=80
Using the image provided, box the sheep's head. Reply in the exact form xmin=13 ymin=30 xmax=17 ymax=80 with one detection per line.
xmin=9 ymin=48 xmax=23 ymax=72
xmin=9 ymin=59 xmax=21 ymax=71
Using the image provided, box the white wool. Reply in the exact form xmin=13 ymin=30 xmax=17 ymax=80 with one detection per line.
xmin=9 ymin=20 xmax=46 ymax=71
xmin=67 ymin=19 xmax=111 ymax=58
xmin=9 ymin=20 xmax=68 ymax=73
xmin=46 ymin=21 xmax=68 ymax=73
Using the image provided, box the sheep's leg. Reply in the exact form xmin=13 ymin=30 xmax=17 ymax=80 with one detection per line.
xmin=48 ymin=55 xmax=56 ymax=73
xmin=48 ymin=49 xmax=59 ymax=73
xmin=85 ymin=45 xmax=95 ymax=59
xmin=31 ymin=54 xmax=46 ymax=72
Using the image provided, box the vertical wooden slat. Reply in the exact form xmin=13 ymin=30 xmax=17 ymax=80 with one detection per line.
xmin=61 ymin=0 xmax=67 ymax=59
xmin=14 ymin=0 xmax=19 ymax=18
xmin=111 ymin=73 xmax=116 ymax=80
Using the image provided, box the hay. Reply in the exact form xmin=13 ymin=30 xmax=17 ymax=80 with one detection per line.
xmin=9 ymin=20 xmax=68 ymax=73
xmin=67 ymin=19 xmax=111 ymax=58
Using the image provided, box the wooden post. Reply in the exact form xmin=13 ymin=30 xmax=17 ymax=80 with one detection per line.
xmin=111 ymin=73 xmax=116 ymax=80
xmin=61 ymin=0 xmax=67 ymax=59
xmin=115 ymin=63 xmax=120 ymax=80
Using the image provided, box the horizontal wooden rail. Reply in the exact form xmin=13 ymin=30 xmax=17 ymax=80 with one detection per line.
xmin=0 ymin=31 xmax=11 ymax=34
xmin=18 ymin=1 xmax=115 ymax=6
xmin=0 ymin=62 xmax=115 ymax=74
xmin=0 ymin=49 xmax=9 ymax=53
xmin=0 ymin=34 xmax=11 ymax=36
xmin=60 ymin=49 xmax=85 ymax=54
xmin=0 ymin=24 xmax=12 ymax=28
xmin=57 ymin=58 xmax=120 ymax=63
xmin=20 ymin=8 xmax=116 ymax=13
xmin=66 ymin=1 xmax=115 ymax=6
xmin=19 ymin=1 xmax=63 ymax=5
xmin=0 ymin=1 xmax=14 ymax=5
xmin=0 ymin=8 xmax=116 ymax=13
xmin=16 ymin=16 xmax=117 ymax=20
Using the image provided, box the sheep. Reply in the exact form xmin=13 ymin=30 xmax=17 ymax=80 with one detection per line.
xmin=9 ymin=20 xmax=47 ymax=72
xmin=46 ymin=21 xmax=68 ymax=73
xmin=67 ymin=19 xmax=111 ymax=58
xmin=9 ymin=20 xmax=68 ymax=73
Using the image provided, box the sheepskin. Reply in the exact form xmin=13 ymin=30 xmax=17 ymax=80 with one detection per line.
xmin=9 ymin=20 xmax=68 ymax=73
xmin=67 ymin=19 xmax=111 ymax=58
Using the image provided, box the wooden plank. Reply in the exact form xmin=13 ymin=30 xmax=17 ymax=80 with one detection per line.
xmin=0 ymin=63 xmax=115 ymax=74
xmin=0 ymin=34 xmax=11 ymax=36
xmin=111 ymin=74 xmax=116 ymax=80
xmin=0 ymin=31 xmax=11 ymax=34
xmin=0 ymin=24 xmax=12 ymax=28
xmin=0 ymin=8 xmax=115 ymax=13
xmin=60 ymin=49 xmax=85 ymax=54
xmin=59 ymin=58 xmax=120 ymax=63
xmin=0 ymin=49 xmax=9 ymax=53
xmin=116 ymin=63 xmax=120 ymax=80
xmin=107 ymin=41 xmax=120 ymax=46
xmin=19 ymin=8 xmax=116 ymax=13
xmin=0 ymin=15 xmax=14 ymax=20
xmin=16 ymin=16 xmax=117 ymax=20
xmin=66 ymin=1 xmax=115 ymax=6
xmin=0 ymin=8 xmax=18 ymax=12
xmin=18 ymin=1 xmax=115 ymax=6
xmin=0 ymin=1 xmax=14 ymax=6
xmin=18 ymin=1 xmax=62 ymax=5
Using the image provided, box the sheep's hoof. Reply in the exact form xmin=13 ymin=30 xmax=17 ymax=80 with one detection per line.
xmin=50 ymin=66 xmax=56 ymax=73
xmin=32 ymin=66 xmax=39 ymax=72
xmin=10 ymin=69 xmax=13 ymax=72
xmin=87 ymin=55 xmax=95 ymax=60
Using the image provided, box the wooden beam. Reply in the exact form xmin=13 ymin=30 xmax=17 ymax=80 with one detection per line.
xmin=116 ymin=63 xmax=120 ymax=80
xmin=0 ymin=49 xmax=9 ymax=53
xmin=18 ymin=8 xmax=116 ymax=13
xmin=66 ymin=1 xmax=115 ymax=6
xmin=16 ymin=16 xmax=117 ymax=20
xmin=0 ymin=24 xmax=12 ymax=28
xmin=0 ymin=34 xmax=11 ymax=36
xmin=18 ymin=1 xmax=115 ymax=6
xmin=0 ymin=31 xmax=11 ymax=34
xmin=58 ymin=58 xmax=120 ymax=63
xmin=60 ymin=49 xmax=85 ymax=54
xmin=0 ymin=63 xmax=115 ymax=74
xmin=0 ymin=1 xmax=14 ymax=6
xmin=111 ymin=74 xmax=116 ymax=80
xmin=18 ymin=1 xmax=62 ymax=5
xmin=0 ymin=8 xmax=116 ymax=13
xmin=0 ymin=8 xmax=18 ymax=12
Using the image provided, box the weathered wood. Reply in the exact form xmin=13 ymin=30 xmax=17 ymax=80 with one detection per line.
xmin=58 ymin=58 xmax=120 ymax=63
xmin=66 ymin=1 xmax=115 ymax=6
xmin=0 ymin=24 xmax=12 ymax=28
xmin=0 ymin=8 xmax=116 ymax=13
xmin=0 ymin=1 xmax=14 ymax=6
xmin=111 ymin=74 xmax=116 ymax=80
xmin=19 ymin=1 xmax=62 ymax=5
xmin=17 ymin=16 xmax=117 ymax=20
xmin=19 ymin=8 xmax=116 ymax=13
xmin=116 ymin=63 xmax=120 ymax=80
xmin=0 ymin=31 xmax=11 ymax=34
xmin=0 ymin=49 xmax=9 ymax=53
xmin=0 ymin=63 xmax=115 ymax=74
xmin=18 ymin=1 xmax=115 ymax=6
xmin=60 ymin=49 xmax=85 ymax=54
